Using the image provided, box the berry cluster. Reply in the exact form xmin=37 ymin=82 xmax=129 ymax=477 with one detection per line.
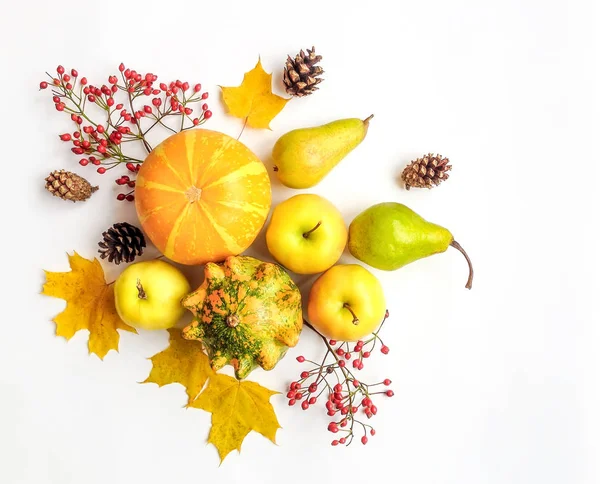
xmin=40 ymin=64 xmax=212 ymax=201
xmin=288 ymin=311 xmax=393 ymax=447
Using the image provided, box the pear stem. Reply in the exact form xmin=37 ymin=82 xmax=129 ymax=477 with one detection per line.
xmin=303 ymin=221 xmax=322 ymax=238
xmin=363 ymin=114 xmax=374 ymax=125
xmin=343 ymin=303 xmax=360 ymax=325
xmin=136 ymin=279 xmax=147 ymax=300
xmin=450 ymin=240 xmax=474 ymax=290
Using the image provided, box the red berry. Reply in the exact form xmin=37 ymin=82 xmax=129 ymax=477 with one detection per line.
xmin=293 ymin=382 xmax=301 ymax=390
xmin=182 ymin=82 xmax=190 ymax=91
xmin=352 ymin=406 xmax=358 ymax=413
xmin=63 ymin=74 xmax=71 ymax=82
xmin=381 ymin=345 xmax=390 ymax=355
xmin=301 ymin=401 xmax=309 ymax=410
xmin=57 ymin=65 xmax=65 ymax=75
xmin=194 ymin=83 xmax=201 ymax=92
xmin=59 ymin=133 xmax=72 ymax=141
xmin=300 ymin=371 xmax=309 ymax=379
xmin=309 ymin=384 xmax=317 ymax=393
xmin=40 ymin=81 xmax=49 ymax=89
xmin=107 ymin=97 xmax=115 ymax=107
xmin=55 ymin=103 xmax=65 ymax=111
xmin=126 ymin=163 xmax=136 ymax=172
xmin=336 ymin=348 xmax=344 ymax=356
xmin=341 ymin=407 xmax=349 ymax=415
xmin=370 ymin=428 xmax=376 ymax=436
xmin=329 ymin=339 xmax=337 ymax=345
xmin=296 ymin=356 xmax=305 ymax=363
xmin=116 ymin=178 xmax=126 ymax=186
xmin=371 ymin=405 xmax=378 ymax=415
xmin=143 ymin=87 xmax=152 ymax=96
xmin=116 ymin=103 xmax=124 ymax=110
xmin=97 ymin=167 xmax=106 ymax=174
xmin=384 ymin=379 xmax=392 ymax=386
xmin=362 ymin=397 xmax=372 ymax=407
xmin=204 ymin=110 xmax=212 ymax=119
xmin=338 ymin=360 xmax=346 ymax=368
xmin=117 ymin=193 xmax=126 ymax=201
xmin=331 ymin=440 xmax=339 ymax=446
xmin=88 ymin=94 xmax=96 ymax=102
xmin=326 ymin=401 xmax=334 ymax=411
xmin=82 ymin=140 xmax=91 ymax=149
xmin=79 ymin=159 xmax=89 ymax=166
xmin=144 ymin=105 xmax=152 ymax=114
xmin=201 ymin=92 xmax=209 ymax=99
xmin=65 ymin=83 xmax=73 ymax=90
xmin=97 ymin=145 xmax=107 ymax=154
xmin=334 ymin=384 xmax=343 ymax=393
xmin=358 ymin=362 xmax=364 ymax=370
xmin=309 ymin=397 xmax=317 ymax=405
xmin=80 ymin=77 xmax=88 ymax=85
xmin=345 ymin=352 xmax=351 ymax=360
xmin=286 ymin=391 xmax=295 ymax=399
xmin=352 ymin=359 xmax=359 ymax=368
xmin=339 ymin=437 xmax=346 ymax=444
xmin=361 ymin=436 xmax=368 ymax=445
xmin=295 ymin=392 xmax=302 ymax=400
xmin=327 ymin=410 xmax=336 ymax=416
xmin=92 ymin=159 xmax=101 ymax=166
xmin=365 ymin=410 xmax=373 ymax=418
xmin=288 ymin=399 xmax=296 ymax=406
xmin=184 ymin=107 xmax=193 ymax=115
xmin=119 ymin=63 xmax=125 ymax=72
xmin=126 ymin=194 xmax=135 ymax=202
xmin=70 ymin=69 xmax=78 ymax=77
xmin=362 ymin=351 xmax=370 ymax=358
xmin=386 ymin=390 xmax=394 ymax=397
xmin=53 ymin=78 xmax=60 ymax=86
xmin=327 ymin=422 xmax=338 ymax=433
xmin=97 ymin=125 xmax=105 ymax=134
xmin=193 ymin=118 xmax=200 ymax=126
xmin=152 ymin=98 xmax=162 ymax=107
xmin=352 ymin=379 xmax=360 ymax=388
xmin=73 ymin=132 xmax=81 ymax=138
xmin=71 ymin=147 xmax=84 ymax=154
xmin=340 ymin=419 xmax=348 ymax=427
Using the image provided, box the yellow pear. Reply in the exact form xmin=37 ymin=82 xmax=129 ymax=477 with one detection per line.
xmin=272 ymin=115 xmax=373 ymax=188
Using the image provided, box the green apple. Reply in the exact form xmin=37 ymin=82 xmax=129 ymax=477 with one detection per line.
xmin=114 ymin=260 xmax=191 ymax=330
xmin=265 ymin=194 xmax=348 ymax=274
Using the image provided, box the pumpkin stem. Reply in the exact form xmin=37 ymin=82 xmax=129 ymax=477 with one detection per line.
xmin=303 ymin=221 xmax=322 ymax=239
xmin=343 ymin=303 xmax=360 ymax=325
xmin=185 ymin=186 xmax=203 ymax=203
xmin=136 ymin=279 xmax=147 ymax=300
xmin=226 ymin=314 xmax=240 ymax=328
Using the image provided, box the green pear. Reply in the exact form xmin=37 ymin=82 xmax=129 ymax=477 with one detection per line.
xmin=348 ymin=202 xmax=474 ymax=289
xmin=272 ymin=115 xmax=373 ymax=188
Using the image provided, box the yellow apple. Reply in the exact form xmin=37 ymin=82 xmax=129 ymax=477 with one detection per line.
xmin=307 ymin=264 xmax=386 ymax=341
xmin=114 ymin=260 xmax=191 ymax=330
xmin=266 ymin=194 xmax=347 ymax=274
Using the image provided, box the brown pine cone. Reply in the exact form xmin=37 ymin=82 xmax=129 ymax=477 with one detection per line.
xmin=401 ymin=154 xmax=452 ymax=190
xmin=45 ymin=170 xmax=98 ymax=202
xmin=98 ymin=222 xmax=146 ymax=265
xmin=283 ymin=47 xmax=324 ymax=97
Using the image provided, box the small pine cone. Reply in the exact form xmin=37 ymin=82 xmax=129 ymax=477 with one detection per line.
xmin=283 ymin=47 xmax=324 ymax=97
xmin=98 ymin=222 xmax=146 ymax=265
xmin=45 ymin=170 xmax=98 ymax=202
xmin=401 ymin=154 xmax=452 ymax=190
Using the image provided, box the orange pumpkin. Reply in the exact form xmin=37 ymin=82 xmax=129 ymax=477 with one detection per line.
xmin=135 ymin=129 xmax=271 ymax=265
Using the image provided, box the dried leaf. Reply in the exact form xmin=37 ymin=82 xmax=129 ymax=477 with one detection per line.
xmin=221 ymin=59 xmax=290 ymax=129
xmin=191 ymin=373 xmax=281 ymax=462
xmin=142 ymin=328 xmax=213 ymax=404
xmin=42 ymin=252 xmax=136 ymax=359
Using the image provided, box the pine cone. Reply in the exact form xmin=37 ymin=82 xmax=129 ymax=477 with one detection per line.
xmin=401 ymin=154 xmax=452 ymax=190
xmin=283 ymin=47 xmax=324 ymax=97
xmin=45 ymin=170 xmax=98 ymax=202
xmin=98 ymin=222 xmax=146 ymax=265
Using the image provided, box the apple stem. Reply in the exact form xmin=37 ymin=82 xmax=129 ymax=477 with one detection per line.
xmin=136 ymin=279 xmax=147 ymax=300
xmin=303 ymin=221 xmax=322 ymax=238
xmin=450 ymin=240 xmax=474 ymax=290
xmin=343 ymin=303 xmax=360 ymax=325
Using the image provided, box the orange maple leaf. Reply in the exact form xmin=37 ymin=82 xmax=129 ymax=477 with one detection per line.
xmin=141 ymin=328 xmax=213 ymax=405
xmin=220 ymin=59 xmax=290 ymax=129
xmin=42 ymin=252 xmax=136 ymax=359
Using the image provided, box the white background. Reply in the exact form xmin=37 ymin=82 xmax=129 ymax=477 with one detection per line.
xmin=1 ymin=1 xmax=598 ymax=483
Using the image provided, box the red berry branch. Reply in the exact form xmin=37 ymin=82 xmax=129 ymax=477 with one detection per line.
xmin=289 ymin=311 xmax=394 ymax=447
xmin=39 ymin=64 xmax=213 ymax=202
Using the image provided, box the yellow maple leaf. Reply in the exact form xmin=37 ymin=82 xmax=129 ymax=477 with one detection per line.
xmin=142 ymin=328 xmax=213 ymax=404
xmin=191 ymin=373 xmax=281 ymax=462
xmin=221 ymin=59 xmax=290 ymax=129
xmin=42 ymin=252 xmax=136 ymax=359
